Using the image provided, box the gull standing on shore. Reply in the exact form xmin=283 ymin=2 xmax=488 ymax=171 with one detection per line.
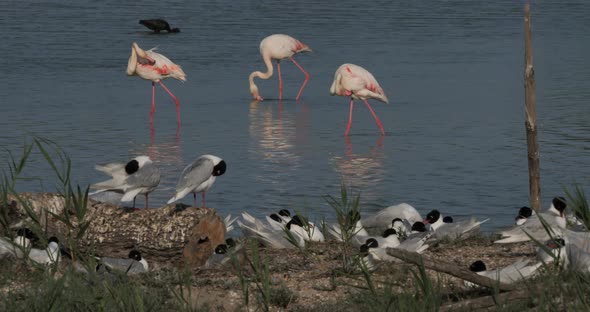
xmin=167 ymin=155 xmax=227 ymax=208
xmin=90 ymin=156 xmax=161 ymax=209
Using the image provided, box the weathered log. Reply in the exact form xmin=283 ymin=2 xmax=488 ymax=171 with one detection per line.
xmin=385 ymin=247 xmax=515 ymax=291
xmin=3 ymin=193 xmax=226 ymax=269
xmin=439 ymin=289 xmax=530 ymax=311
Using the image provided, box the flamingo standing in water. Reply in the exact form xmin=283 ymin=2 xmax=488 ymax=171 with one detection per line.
xmin=126 ymin=42 xmax=186 ymax=126
xmin=249 ymin=34 xmax=311 ymax=101
xmin=330 ymin=64 xmax=388 ymax=136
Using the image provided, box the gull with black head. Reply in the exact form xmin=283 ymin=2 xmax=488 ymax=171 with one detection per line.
xmin=514 ymin=206 xmax=534 ymax=225
xmin=495 ymin=197 xmax=567 ymax=244
xmin=90 ymin=156 xmax=160 ymax=209
xmin=96 ymin=250 xmax=148 ymax=274
xmin=28 ymin=236 xmax=61 ymax=265
xmin=360 ymin=203 xmax=422 ymax=232
xmin=267 ymin=209 xmax=292 ymax=231
xmin=168 ymin=155 xmax=227 ymax=208
xmin=15 ymin=228 xmax=35 ymax=248
xmin=466 ymin=258 xmax=541 ymax=287
xmin=204 ymin=238 xmax=242 ymax=268
xmin=423 ymin=209 xmax=445 ymax=231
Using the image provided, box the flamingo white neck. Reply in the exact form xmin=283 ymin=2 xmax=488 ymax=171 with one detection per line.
xmin=249 ymin=54 xmax=274 ymax=100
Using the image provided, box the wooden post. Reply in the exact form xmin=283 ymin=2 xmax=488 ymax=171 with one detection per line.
xmin=524 ymin=3 xmax=541 ymax=211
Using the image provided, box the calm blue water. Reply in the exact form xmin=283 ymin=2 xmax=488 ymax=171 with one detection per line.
xmin=1 ymin=0 xmax=589 ymax=232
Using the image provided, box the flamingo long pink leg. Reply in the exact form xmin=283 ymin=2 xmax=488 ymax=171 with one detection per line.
xmin=345 ymin=135 xmax=353 ymax=156
xmin=277 ymin=61 xmax=283 ymax=100
xmin=158 ymin=81 xmax=181 ymax=126
xmin=345 ymin=99 xmax=354 ymax=136
xmin=290 ymin=57 xmax=310 ymax=101
xmin=202 ymin=192 xmax=206 ymax=208
xmin=145 ymin=193 xmax=149 ymax=209
xmin=150 ymin=82 xmax=156 ymax=123
xmin=363 ymin=99 xmax=385 ymax=135
xmin=175 ymin=124 xmax=181 ymax=140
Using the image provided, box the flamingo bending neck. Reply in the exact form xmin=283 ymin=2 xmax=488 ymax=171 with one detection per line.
xmin=249 ymin=53 xmax=274 ymax=101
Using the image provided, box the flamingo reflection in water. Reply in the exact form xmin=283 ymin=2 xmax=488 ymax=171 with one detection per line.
xmin=248 ymin=100 xmax=310 ymax=166
xmin=248 ymin=99 xmax=311 ymax=199
xmin=330 ymin=136 xmax=386 ymax=202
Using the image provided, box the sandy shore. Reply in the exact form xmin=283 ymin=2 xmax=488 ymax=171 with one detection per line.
xmin=175 ymin=234 xmax=536 ymax=311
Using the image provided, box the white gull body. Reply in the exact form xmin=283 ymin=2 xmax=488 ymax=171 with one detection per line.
xmin=90 ymin=156 xmax=160 ymax=208
xmin=167 ymin=155 xmax=227 ymax=207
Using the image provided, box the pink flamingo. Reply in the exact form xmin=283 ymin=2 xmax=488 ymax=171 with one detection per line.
xmin=330 ymin=64 xmax=388 ymax=136
xmin=249 ymin=34 xmax=311 ymax=101
xmin=126 ymin=42 xmax=186 ymax=125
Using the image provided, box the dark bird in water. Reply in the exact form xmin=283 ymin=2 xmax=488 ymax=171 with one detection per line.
xmin=139 ymin=19 xmax=180 ymax=33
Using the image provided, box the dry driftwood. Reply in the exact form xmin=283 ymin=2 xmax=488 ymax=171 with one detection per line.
xmin=440 ymin=289 xmax=530 ymax=311
xmin=3 ymin=193 xmax=226 ymax=269
xmin=385 ymin=247 xmax=515 ymax=291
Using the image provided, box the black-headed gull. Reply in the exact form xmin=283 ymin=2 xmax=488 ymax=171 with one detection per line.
xmin=423 ymin=209 xmax=445 ymax=231
xmin=328 ymin=211 xmax=369 ymax=242
xmin=14 ymin=228 xmax=35 ymax=248
xmin=410 ymin=221 xmax=427 ymax=234
xmin=286 ymin=215 xmax=325 ymax=243
xmin=358 ymin=230 xmax=432 ymax=268
xmin=238 ymin=212 xmax=304 ymax=248
xmin=27 ymin=236 xmax=60 ymax=265
xmin=465 ymin=258 xmax=541 ymax=287
xmin=494 ymin=197 xmax=567 ymax=244
xmin=266 ymin=210 xmax=293 ymax=231
xmin=167 ymin=155 xmax=226 ymax=208
xmin=204 ymin=238 xmax=242 ymax=269
xmin=391 ymin=218 xmax=412 ymax=235
xmin=393 ymin=221 xmax=429 ymax=241
xmin=443 ymin=216 xmax=454 ymax=223
xmin=536 ymin=237 xmax=566 ymax=265
xmin=515 ymin=206 xmax=534 ymax=225
xmin=431 ymin=217 xmax=490 ymax=241
xmin=359 ymin=239 xmax=396 ymax=262
xmin=90 ymin=156 xmax=161 ymax=209
xmin=96 ymin=250 xmax=148 ymax=274
xmin=351 ymin=228 xmax=400 ymax=249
